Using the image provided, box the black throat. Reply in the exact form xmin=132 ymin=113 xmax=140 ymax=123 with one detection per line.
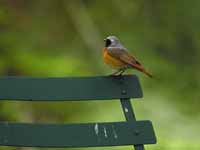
xmin=105 ymin=39 xmax=111 ymax=47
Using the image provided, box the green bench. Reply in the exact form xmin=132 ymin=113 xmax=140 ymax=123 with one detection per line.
xmin=0 ymin=75 xmax=156 ymax=150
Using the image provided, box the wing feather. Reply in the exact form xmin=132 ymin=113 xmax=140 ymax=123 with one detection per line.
xmin=107 ymin=47 xmax=143 ymax=68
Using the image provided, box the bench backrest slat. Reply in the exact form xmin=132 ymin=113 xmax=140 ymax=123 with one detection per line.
xmin=0 ymin=75 xmax=142 ymax=101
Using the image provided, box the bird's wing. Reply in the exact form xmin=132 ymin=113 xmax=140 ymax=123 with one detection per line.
xmin=107 ymin=47 xmax=143 ymax=67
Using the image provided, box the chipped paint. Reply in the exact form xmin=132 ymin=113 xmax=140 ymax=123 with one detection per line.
xmin=103 ymin=126 xmax=108 ymax=138
xmin=125 ymin=107 xmax=129 ymax=113
xmin=112 ymin=125 xmax=118 ymax=139
xmin=94 ymin=123 xmax=99 ymax=135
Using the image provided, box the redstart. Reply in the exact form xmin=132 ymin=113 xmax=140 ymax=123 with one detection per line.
xmin=103 ymin=36 xmax=152 ymax=78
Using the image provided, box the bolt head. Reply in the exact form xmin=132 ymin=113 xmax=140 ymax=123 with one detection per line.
xmin=121 ymin=90 xmax=127 ymax=95
xmin=134 ymin=130 xmax=140 ymax=136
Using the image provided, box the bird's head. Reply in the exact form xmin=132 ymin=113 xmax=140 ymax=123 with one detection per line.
xmin=104 ymin=35 xmax=120 ymax=47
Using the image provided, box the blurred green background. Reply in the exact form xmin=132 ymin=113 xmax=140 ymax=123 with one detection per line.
xmin=0 ymin=0 xmax=199 ymax=150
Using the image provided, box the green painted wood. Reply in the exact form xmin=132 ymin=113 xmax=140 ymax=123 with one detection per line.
xmin=120 ymin=98 xmax=137 ymax=121
xmin=120 ymin=98 xmax=145 ymax=150
xmin=0 ymin=121 xmax=156 ymax=147
xmin=0 ymin=75 xmax=142 ymax=101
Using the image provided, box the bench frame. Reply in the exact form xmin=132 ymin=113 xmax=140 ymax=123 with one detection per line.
xmin=0 ymin=75 xmax=156 ymax=150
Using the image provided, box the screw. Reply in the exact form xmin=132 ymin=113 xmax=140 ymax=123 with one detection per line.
xmin=121 ymin=90 xmax=127 ymax=95
xmin=134 ymin=130 xmax=140 ymax=136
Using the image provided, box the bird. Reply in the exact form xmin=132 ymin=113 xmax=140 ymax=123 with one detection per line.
xmin=103 ymin=35 xmax=153 ymax=78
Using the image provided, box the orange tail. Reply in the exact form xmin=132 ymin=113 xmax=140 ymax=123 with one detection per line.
xmin=142 ymin=70 xmax=153 ymax=78
xmin=131 ymin=63 xmax=153 ymax=78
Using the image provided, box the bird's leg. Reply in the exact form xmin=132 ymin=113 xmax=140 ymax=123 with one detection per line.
xmin=119 ymin=68 xmax=126 ymax=76
xmin=110 ymin=69 xmax=122 ymax=76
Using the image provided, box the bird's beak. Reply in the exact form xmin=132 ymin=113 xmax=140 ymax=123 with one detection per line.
xmin=104 ymin=39 xmax=106 ymax=41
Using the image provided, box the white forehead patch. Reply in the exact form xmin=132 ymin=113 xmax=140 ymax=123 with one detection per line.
xmin=110 ymin=38 xmax=115 ymax=43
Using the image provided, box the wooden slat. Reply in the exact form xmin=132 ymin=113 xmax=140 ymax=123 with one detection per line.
xmin=0 ymin=75 xmax=142 ymax=101
xmin=0 ymin=121 xmax=156 ymax=147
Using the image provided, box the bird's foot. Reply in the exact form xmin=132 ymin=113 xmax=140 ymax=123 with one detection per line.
xmin=119 ymin=70 xmax=125 ymax=76
xmin=108 ymin=69 xmax=121 ymax=76
xmin=108 ymin=70 xmax=125 ymax=78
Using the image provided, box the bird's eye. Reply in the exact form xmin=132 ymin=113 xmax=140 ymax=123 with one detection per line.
xmin=105 ymin=39 xmax=111 ymax=47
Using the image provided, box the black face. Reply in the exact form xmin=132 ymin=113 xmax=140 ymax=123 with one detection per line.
xmin=105 ymin=39 xmax=111 ymax=47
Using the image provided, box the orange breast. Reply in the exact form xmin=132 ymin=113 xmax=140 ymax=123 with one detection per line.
xmin=103 ymin=48 xmax=126 ymax=69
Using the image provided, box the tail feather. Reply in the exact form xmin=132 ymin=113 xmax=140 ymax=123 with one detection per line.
xmin=130 ymin=63 xmax=153 ymax=78
xmin=142 ymin=70 xmax=153 ymax=78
